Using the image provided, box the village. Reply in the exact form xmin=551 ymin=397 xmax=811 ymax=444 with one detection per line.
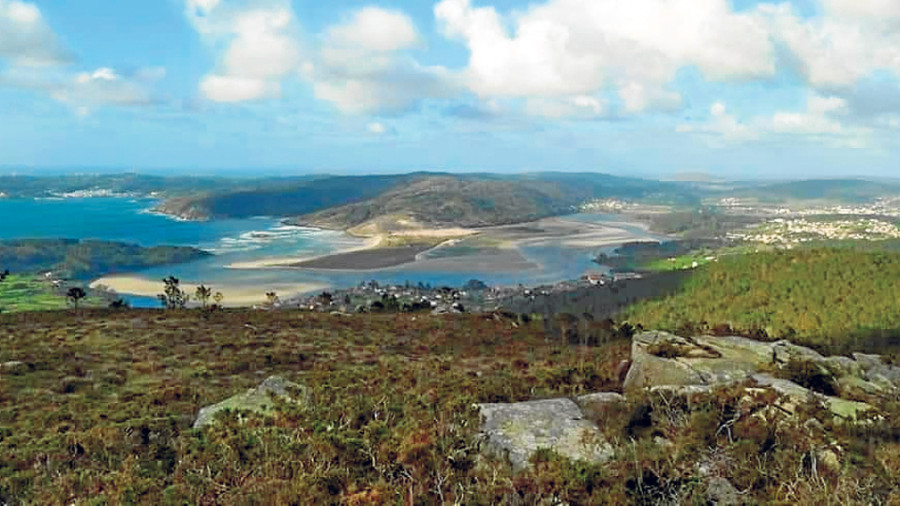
xmin=284 ymin=271 xmax=644 ymax=314
xmin=730 ymin=217 xmax=900 ymax=245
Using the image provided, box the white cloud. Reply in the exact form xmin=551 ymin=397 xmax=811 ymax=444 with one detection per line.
xmin=760 ymin=3 xmax=900 ymax=89
xmin=525 ymin=95 xmax=607 ymax=119
xmin=308 ymin=7 xmax=454 ymax=114
xmin=200 ymin=75 xmax=278 ymax=103
xmin=0 ymin=0 xmax=69 ymax=66
xmin=678 ymin=94 xmax=871 ymax=146
xmin=326 ymin=7 xmax=419 ymax=53
xmin=188 ymin=1 xmax=302 ymax=103
xmin=434 ymin=0 xmax=774 ymax=114
xmin=367 ymin=121 xmax=395 ymax=135
xmin=52 ymin=67 xmax=162 ymax=111
xmin=2 ymin=64 xmax=164 ymax=113
xmin=676 ymin=102 xmax=758 ymax=142
xmin=821 ymin=0 xmax=900 ymax=21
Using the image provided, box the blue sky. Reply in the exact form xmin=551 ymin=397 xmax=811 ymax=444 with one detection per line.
xmin=1 ymin=0 xmax=899 ymax=179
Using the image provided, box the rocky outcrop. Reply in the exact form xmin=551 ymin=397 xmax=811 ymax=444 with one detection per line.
xmin=476 ymin=332 xmax=899 ymax=471
xmin=194 ymin=376 xmax=306 ymax=429
xmin=477 ymin=399 xmax=614 ymax=471
xmin=624 ymin=331 xmax=899 ymax=421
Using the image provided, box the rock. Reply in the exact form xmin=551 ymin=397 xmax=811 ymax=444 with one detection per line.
xmin=771 ymin=340 xmax=825 ymax=366
xmin=478 ymin=398 xmax=612 ymax=471
xmin=706 ymin=477 xmax=742 ymax=506
xmin=824 ymin=356 xmax=863 ymax=378
xmin=0 ymin=361 xmax=28 ymax=375
xmin=852 ymin=353 xmax=883 ymax=372
xmin=751 ymin=374 xmax=871 ymax=421
xmin=838 ymin=375 xmax=884 ymax=396
xmin=850 ymin=353 xmax=900 ymax=389
xmin=575 ymin=392 xmax=626 ymax=419
xmin=625 ymin=332 xmax=769 ymax=390
xmin=624 ymin=332 xmax=706 ymax=390
xmin=193 ymin=376 xmax=306 ymax=429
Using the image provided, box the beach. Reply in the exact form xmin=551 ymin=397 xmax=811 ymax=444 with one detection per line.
xmin=90 ymin=276 xmax=328 ymax=306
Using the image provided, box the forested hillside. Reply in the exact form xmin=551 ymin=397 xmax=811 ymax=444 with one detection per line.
xmin=627 ymin=249 xmax=900 ymax=350
xmin=155 ymin=174 xmax=419 ymax=220
xmin=0 ymin=239 xmax=211 ymax=279
xmin=294 ymin=173 xmax=699 ymax=229
xmin=158 ymin=172 xmax=699 ymax=225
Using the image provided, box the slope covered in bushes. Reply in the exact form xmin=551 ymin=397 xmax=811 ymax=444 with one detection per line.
xmin=627 ymin=249 xmax=900 ymax=350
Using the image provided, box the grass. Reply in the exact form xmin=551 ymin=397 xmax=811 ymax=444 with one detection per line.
xmin=639 ymin=245 xmax=760 ymax=272
xmin=0 ymin=275 xmax=104 ymax=312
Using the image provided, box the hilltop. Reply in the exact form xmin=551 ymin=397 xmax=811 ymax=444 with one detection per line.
xmin=2 ymin=309 xmax=900 ymax=504
xmin=156 ymin=172 xmax=699 ymax=228
xmin=0 ymin=239 xmax=210 ymax=280
xmin=727 ymin=178 xmax=900 ymax=204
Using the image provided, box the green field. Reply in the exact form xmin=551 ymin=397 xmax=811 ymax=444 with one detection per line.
xmin=0 ymin=275 xmax=103 ymax=312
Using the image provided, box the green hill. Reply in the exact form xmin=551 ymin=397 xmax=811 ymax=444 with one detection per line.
xmin=154 ymin=174 xmax=418 ymax=221
xmin=291 ymin=172 xmax=698 ymax=230
xmin=156 ymin=172 xmax=699 ymax=226
xmin=627 ymin=248 xmax=900 ymax=350
xmin=0 ymin=239 xmax=211 ymax=279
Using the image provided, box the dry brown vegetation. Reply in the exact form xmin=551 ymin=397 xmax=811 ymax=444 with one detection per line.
xmin=2 ymin=310 xmax=900 ymax=504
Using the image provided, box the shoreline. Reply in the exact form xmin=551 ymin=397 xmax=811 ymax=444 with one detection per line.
xmin=225 ymin=228 xmax=478 ymax=270
xmin=89 ymin=276 xmax=329 ymax=307
xmin=225 ymin=235 xmax=382 ymax=269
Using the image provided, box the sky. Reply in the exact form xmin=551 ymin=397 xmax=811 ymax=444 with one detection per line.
xmin=1 ymin=0 xmax=899 ymax=179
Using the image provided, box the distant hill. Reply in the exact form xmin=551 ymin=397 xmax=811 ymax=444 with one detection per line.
xmin=154 ymin=174 xmax=420 ymax=221
xmin=0 ymin=239 xmax=211 ymax=279
xmin=0 ymin=174 xmax=246 ymax=199
xmin=734 ymin=179 xmax=900 ymax=204
xmin=278 ymin=172 xmax=700 ymax=230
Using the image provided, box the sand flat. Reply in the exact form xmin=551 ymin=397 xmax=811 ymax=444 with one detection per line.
xmin=90 ymin=276 xmax=328 ymax=306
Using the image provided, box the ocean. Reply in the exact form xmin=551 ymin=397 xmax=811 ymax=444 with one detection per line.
xmin=0 ymin=198 xmax=658 ymax=307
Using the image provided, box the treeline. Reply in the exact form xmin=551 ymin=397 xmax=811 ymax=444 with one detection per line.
xmin=626 ymin=249 xmax=900 ymax=351
xmin=0 ymin=239 xmax=211 ymax=279
xmin=499 ymin=272 xmax=688 ymax=319
xmin=635 ymin=207 xmax=761 ymax=237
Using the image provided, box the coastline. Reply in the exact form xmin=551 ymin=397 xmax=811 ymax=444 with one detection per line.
xmin=90 ymin=276 xmax=329 ymax=307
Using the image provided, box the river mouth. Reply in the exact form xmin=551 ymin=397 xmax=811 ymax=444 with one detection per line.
xmin=0 ymin=198 xmax=661 ymax=307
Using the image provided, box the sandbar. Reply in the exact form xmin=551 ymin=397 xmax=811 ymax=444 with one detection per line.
xmin=90 ymin=276 xmax=328 ymax=307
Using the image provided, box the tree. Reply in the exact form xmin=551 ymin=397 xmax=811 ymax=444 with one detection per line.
xmin=66 ymin=287 xmax=87 ymax=309
xmin=109 ymin=298 xmax=130 ymax=309
xmin=213 ymin=292 xmax=224 ymax=307
xmin=158 ymin=276 xmax=189 ymax=310
xmin=195 ymin=285 xmax=212 ymax=309
xmin=265 ymin=291 xmax=280 ymax=308
xmin=0 ymin=268 xmax=7 ymax=313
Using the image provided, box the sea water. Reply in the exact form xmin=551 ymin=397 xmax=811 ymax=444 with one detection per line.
xmin=0 ymin=199 xmax=659 ymax=307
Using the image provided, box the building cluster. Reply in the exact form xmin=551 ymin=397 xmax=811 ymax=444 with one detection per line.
xmin=731 ymin=218 xmax=900 ymax=245
xmin=284 ymin=273 xmax=641 ymax=314
xmin=49 ymin=189 xmax=140 ymax=199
